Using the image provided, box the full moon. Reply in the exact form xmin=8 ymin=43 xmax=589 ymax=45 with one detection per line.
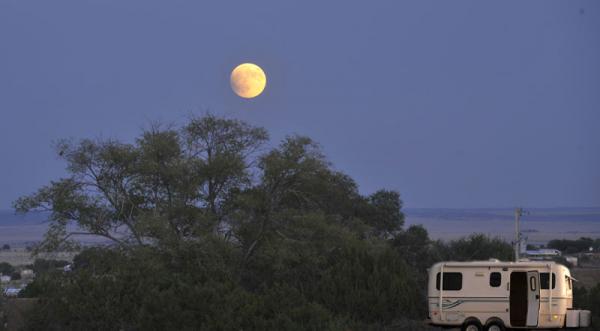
xmin=230 ymin=63 xmax=267 ymax=99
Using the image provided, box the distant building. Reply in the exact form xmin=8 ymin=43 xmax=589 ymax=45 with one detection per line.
xmin=20 ymin=269 xmax=34 ymax=278
xmin=0 ymin=275 xmax=11 ymax=283
xmin=565 ymin=256 xmax=578 ymax=267
xmin=3 ymin=287 xmax=21 ymax=297
xmin=525 ymin=248 xmax=562 ymax=259
xmin=519 ymin=237 xmax=561 ymax=259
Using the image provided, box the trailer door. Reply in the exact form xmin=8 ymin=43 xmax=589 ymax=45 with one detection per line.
xmin=526 ymin=271 xmax=540 ymax=327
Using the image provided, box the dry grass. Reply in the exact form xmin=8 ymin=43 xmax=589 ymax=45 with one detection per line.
xmin=0 ymin=249 xmax=75 ymax=266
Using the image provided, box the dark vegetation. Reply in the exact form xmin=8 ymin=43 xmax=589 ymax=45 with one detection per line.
xmin=0 ymin=263 xmax=14 ymax=276
xmin=0 ymin=262 xmax=21 ymax=281
xmin=573 ymin=284 xmax=600 ymax=331
xmin=28 ymin=259 xmax=70 ymax=275
xmin=11 ymin=115 xmax=531 ymax=330
xmin=547 ymin=237 xmax=600 ymax=254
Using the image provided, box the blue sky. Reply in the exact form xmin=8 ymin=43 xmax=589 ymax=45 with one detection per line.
xmin=1 ymin=0 xmax=599 ymax=209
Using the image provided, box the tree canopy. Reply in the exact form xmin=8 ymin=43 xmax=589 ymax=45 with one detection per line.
xmin=14 ymin=114 xmax=517 ymax=330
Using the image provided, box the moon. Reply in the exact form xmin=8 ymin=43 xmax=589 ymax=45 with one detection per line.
xmin=230 ymin=63 xmax=267 ymax=99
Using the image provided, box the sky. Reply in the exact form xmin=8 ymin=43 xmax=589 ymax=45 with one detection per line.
xmin=1 ymin=0 xmax=599 ymax=209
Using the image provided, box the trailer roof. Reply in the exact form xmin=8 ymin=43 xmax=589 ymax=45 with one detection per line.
xmin=430 ymin=259 xmax=568 ymax=270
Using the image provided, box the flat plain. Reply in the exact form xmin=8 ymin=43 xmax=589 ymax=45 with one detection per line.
xmin=404 ymin=208 xmax=600 ymax=244
xmin=1 ymin=208 xmax=599 ymax=250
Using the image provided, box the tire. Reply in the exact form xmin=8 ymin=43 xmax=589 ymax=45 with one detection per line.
xmin=462 ymin=319 xmax=483 ymax=331
xmin=484 ymin=320 xmax=505 ymax=331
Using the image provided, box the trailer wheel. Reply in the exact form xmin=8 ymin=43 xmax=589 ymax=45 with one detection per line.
xmin=484 ymin=320 xmax=505 ymax=331
xmin=462 ymin=319 xmax=483 ymax=331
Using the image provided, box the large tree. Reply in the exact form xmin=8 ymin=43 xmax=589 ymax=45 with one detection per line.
xmin=14 ymin=114 xmax=268 ymax=251
xmin=15 ymin=115 xmax=429 ymax=330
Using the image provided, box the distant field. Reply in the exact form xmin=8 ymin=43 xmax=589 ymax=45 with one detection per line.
xmin=0 ymin=249 xmax=75 ymax=266
xmin=0 ymin=210 xmax=49 ymax=248
xmin=1 ymin=208 xmax=599 ymax=248
xmin=404 ymin=207 xmax=600 ymax=244
xmin=0 ymin=210 xmax=107 ymax=248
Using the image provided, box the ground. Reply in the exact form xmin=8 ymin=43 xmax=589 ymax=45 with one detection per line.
xmin=0 ymin=298 xmax=36 ymax=331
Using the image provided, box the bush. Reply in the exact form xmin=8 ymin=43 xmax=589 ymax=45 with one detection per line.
xmin=435 ymin=234 xmax=514 ymax=261
xmin=23 ymin=244 xmax=346 ymax=331
xmin=0 ymin=263 xmax=14 ymax=276
xmin=547 ymin=238 xmax=598 ymax=254
xmin=30 ymin=259 xmax=70 ymax=275
xmin=22 ymin=225 xmax=429 ymax=331
xmin=573 ymin=283 xmax=600 ymax=330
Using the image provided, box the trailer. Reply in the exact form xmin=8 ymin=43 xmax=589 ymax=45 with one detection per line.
xmin=427 ymin=259 xmax=591 ymax=330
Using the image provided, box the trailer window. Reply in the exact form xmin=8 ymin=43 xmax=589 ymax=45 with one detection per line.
xmin=436 ymin=272 xmax=462 ymax=291
xmin=540 ymin=272 xmax=556 ymax=289
xmin=489 ymin=272 xmax=501 ymax=287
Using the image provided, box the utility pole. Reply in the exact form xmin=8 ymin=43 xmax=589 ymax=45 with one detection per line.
xmin=515 ymin=208 xmax=520 ymax=261
xmin=514 ymin=207 xmax=525 ymax=261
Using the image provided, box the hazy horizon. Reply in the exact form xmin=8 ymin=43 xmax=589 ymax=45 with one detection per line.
xmin=2 ymin=207 xmax=599 ymax=247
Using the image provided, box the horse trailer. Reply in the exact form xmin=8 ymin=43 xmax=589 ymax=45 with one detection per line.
xmin=427 ymin=260 xmax=591 ymax=330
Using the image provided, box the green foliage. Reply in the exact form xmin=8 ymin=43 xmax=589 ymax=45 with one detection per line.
xmin=547 ymin=237 xmax=600 ymax=254
xmin=30 ymin=259 xmax=70 ymax=275
xmin=393 ymin=225 xmax=440 ymax=273
xmin=364 ymin=190 xmax=405 ymax=236
xmin=22 ymin=243 xmax=343 ymax=331
xmin=573 ymin=283 xmax=600 ymax=330
xmin=0 ymin=262 xmax=14 ymax=276
xmin=0 ymin=296 xmax=6 ymax=331
xmin=22 ymin=231 xmax=427 ymax=331
xmin=13 ymin=114 xmax=517 ymax=330
xmin=13 ymin=114 xmax=269 ymax=251
xmin=435 ymin=233 xmax=514 ymax=261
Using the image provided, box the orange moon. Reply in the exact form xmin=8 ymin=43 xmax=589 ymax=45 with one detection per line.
xmin=230 ymin=63 xmax=267 ymax=98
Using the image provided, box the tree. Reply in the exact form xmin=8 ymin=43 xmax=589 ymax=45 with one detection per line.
xmin=15 ymin=115 xmax=436 ymax=330
xmin=183 ymin=114 xmax=268 ymax=218
xmin=363 ymin=190 xmax=404 ymax=236
xmin=229 ymin=135 xmax=370 ymax=264
xmin=0 ymin=262 xmax=15 ymax=276
xmin=393 ymin=224 xmax=440 ymax=273
xmin=547 ymin=237 xmax=596 ymax=254
xmin=435 ymin=234 xmax=514 ymax=261
xmin=30 ymin=259 xmax=70 ymax=275
xmin=13 ymin=114 xmax=268 ymax=252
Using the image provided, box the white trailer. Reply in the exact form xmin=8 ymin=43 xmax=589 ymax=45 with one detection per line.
xmin=427 ymin=259 xmax=591 ymax=330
